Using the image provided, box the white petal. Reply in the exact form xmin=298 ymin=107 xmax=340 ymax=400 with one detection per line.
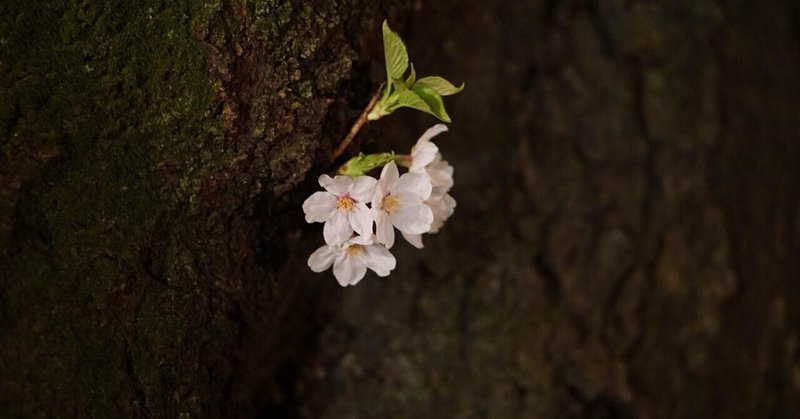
xmin=318 ymin=174 xmax=334 ymax=188
xmin=410 ymin=141 xmax=438 ymax=171
xmin=428 ymin=193 xmax=456 ymax=233
xmin=391 ymin=172 xmax=432 ymax=200
xmin=362 ymin=244 xmax=396 ymax=277
xmin=426 ymin=158 xmax=454 ymax=189
xmin=348 ymin=175 xmax=378 ymax=202
xmin=392 ymin=203 xmax=433 ymax=234
xmin=302 ymin=191 xmax=337 ymax=223
xmin=321 ymin=175 xmax=352 ymax=195
xmin=378 ymin=161 xmax=400 ymax=191
xmin=411 ymin=124 xmax=447 ymax=170
xmin=323 ymin=212 xmax=352 ymax=246
xmin=416 ymin=124 xmax=448 ymax=145
xmin=348 ymin=202 xmax=373 ymax=237
xmin=333 ymin=255 xmax=367 ymax=286
xmin=401 ymin=232 xmax=424 ymax=249
xmin=392 ymin=191 xmax=425 ymax=207
xmin=347 ymin=234 xmax=374 ymax=246
xmin=371 ymin=184 xmax=385 ymax=209
xmin=307 ymin=245 xmax=341 ymax=272
xmin=429 ymin=186 xmax=448 ymax=200
xmin=375 ymin=210 xmax=395 ymax=249
xmin=429 ymin=216 xmax=444 ymax=233
xmin=443 ymin=193 xmax=456 ymax=210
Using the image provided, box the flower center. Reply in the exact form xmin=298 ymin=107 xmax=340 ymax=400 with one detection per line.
xmin=382 ymin=194 xmax=401 ymax=213
xmin=346 ymin=244 xmax=365 ymax=256
xmin=337 ymin=195 xmax=355 ymax=211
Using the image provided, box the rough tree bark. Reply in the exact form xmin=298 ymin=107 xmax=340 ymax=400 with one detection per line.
xmin=1 ymin=1 xmax=408 ymax=417
xmin=2 ymin=0 xmax=800 ymax=419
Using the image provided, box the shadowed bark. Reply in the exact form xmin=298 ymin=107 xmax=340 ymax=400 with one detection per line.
xmin=290 ymin=1 xmax=800 ymax=418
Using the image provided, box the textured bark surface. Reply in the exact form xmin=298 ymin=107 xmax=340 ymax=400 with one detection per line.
xmin=2 ymin=0 xmax=800 ymax=418
xmin=0 ymin=1 xmax=407 ymax=417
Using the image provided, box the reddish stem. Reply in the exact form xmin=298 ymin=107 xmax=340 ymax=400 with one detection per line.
xmin=331 ymin=87 xmax=383 ymax=161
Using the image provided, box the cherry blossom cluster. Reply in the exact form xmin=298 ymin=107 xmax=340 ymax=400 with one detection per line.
xmin=303 ymin=124 xmax=456 ymax=286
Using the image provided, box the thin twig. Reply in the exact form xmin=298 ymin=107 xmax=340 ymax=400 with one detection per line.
xmin=331 ymin=86 xmax=383 ymax=160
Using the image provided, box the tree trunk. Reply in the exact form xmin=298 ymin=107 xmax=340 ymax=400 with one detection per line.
xmin=3 ymin=0 xmax=800 ymax=419
xmin=1 ymin=1 xmax=404 ymax=417
xmin=289 ymin=1 xmax=800 ymax=418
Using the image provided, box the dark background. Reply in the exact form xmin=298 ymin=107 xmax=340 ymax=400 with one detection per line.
xmin=2 ymin=1 xmax=799 ymax=418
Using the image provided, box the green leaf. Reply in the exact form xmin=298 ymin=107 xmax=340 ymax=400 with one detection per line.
xmin=390 ymin=89 xmax=433 ymax=115
xmin=412 ymin=85 xmax=451 ymax=122
xmin=413 ymin=76 xmax=464 ymax=96
xmin=383 ymin=20 xmax=408 ymax=81
xmin=367 ymin=98 xmax=390 ymax=120
xmin=338 ymin=152 xmax=397 ymax=176
xmin=392 ymin=77 xmax=407 ymax=93
xmin=404 ymin=63 xmax=416 ymax=88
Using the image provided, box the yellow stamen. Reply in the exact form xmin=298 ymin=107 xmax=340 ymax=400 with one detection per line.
xmin=337 ymin=195 xmax=354 ymax=211
xmin=382 ymin=194 xmax=401 ymax=213
xmin=346 ymin=244 xmax=365 ymax=256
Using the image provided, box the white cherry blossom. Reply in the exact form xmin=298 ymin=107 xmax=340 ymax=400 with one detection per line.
xmin=371 ymin=161 xmax=433 ymax=249
xmin=302 ymin=174 xmax=376 ymax=246
xmin=401 ymin=186 xmax=457 ymax=248
xmin=421 ymin=153 xmax=454 ymax=189
xmin=304 ymin=124 xmax=458 ymax=281
xmin=427 ymin=186 xmax=456 ymax=233
xmin=398 ymin=124 xmax=457 ymax=248
xmin=307 ymin=235 xmax=396 ymax=286
xmin=409 ymin=124 xmax=446 ymax=172
xmin=409 ymin=124 xmax=454 ymax=189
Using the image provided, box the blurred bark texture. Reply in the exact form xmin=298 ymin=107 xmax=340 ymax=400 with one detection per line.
xmin=2 ymin=0 xmax=800 ymax=418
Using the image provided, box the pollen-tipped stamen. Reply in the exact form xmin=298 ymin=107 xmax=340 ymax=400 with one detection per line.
xmin=337 ymin=195 xmax=355 ymax=211
xmin=346 ymin=244 xmax=365 ymax=256
xmin=382 ymin=194 xmax=401 ymax=213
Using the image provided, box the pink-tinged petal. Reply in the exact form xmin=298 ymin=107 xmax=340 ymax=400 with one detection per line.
xmin=362 ymin=244 xmax=396 ymax=277
xmin=391 ymin=172 xmax=432 ymax=200
xmin=302 ymin=191 xmax=337 ymax=223
xmin=410 ymin=141 xmax=438 ymax=171
xmin=323 ymin=212 xmax=352 ymax=246
xmin=348 ymin=175 xmax=378 ymax=202
xmin=401 ymin=232 xmax=424 ymax=249
xmin=307 ymin=245 xmax=341 ymax=272
xmin=348 ymin=202 xmax=373 ymax=237
xmin=391 ymin=203 xmax=433 ymax=234
xmin=374 ymin=210 xmax=395 ymax=249
xmin=320 ymin=175 xmax=352 ymax=195
xmin=378 ymin=161 xmax=400 ymax=191
xmin=333 ymin=255 xmax=367 ymax=286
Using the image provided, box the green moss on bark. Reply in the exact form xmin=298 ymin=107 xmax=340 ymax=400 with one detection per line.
xmin=1 ymin=0 xmax=221 ymax=416
xmin=1 ymin=0 xmax=400 ymax=416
